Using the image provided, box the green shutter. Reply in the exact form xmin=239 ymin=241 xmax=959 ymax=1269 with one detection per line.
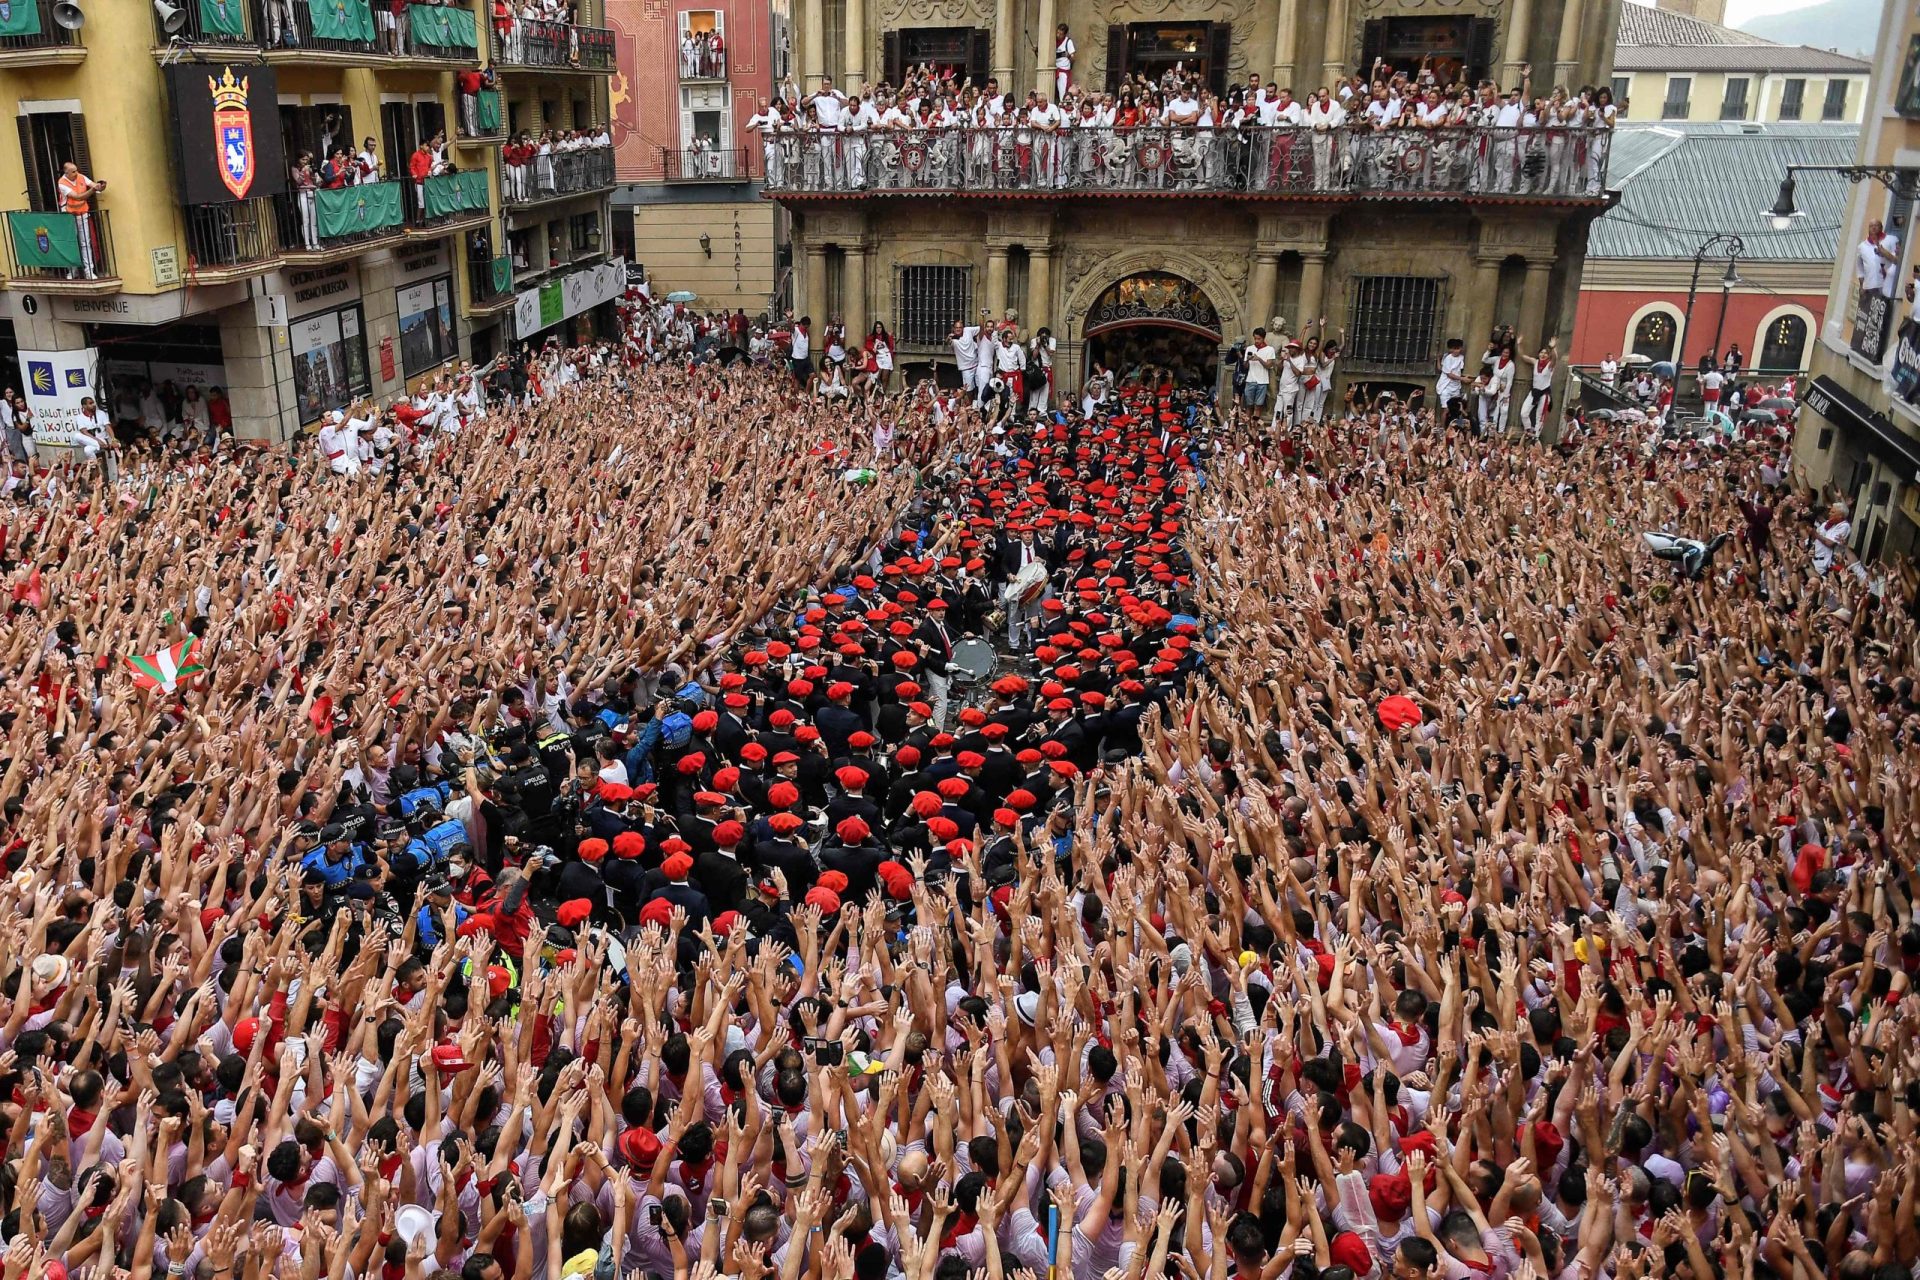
xmin=8 ymin=211 xmax=83 ymax=271
xmin=0 ymin=0 xmax=44 ymax=37
xmin=198 ymin=0 xmax=246 ymax=36
xmin=477 ymin=90 xmax=502 ymax=132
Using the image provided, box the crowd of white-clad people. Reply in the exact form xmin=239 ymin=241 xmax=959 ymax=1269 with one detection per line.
xmin=748 ymin=48 xmax=1615 ymax=196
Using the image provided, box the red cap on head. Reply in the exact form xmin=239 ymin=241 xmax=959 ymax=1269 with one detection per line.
xmin=768 ymin=780 xmax=801 ymax=808
xmin=613 ymin=831 xmax=647 ymax=860
xmin=556 ymin=899 xmax=594 ymax=928
xmin=804 ymin=886 xmax=842 ymax=914
xmin=662 ymin=852 xmax=695 ymax=879
xmin=578 ymin=838 xmax=609 ymax=863
xmin=836 ymin=816 xmax=871 ymax=843
xmin=713 ymin=820 xmax=745 ymax=847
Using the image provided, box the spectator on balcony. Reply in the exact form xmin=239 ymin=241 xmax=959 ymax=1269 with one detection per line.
xmin=262 ymin=0 xmax=296 ymax=47
xmin=291 ymin=152 xmax=321 ymax=250
xmin=492 ymin=0 xmax=518 ymax=60
xmin=407 ymin=139 xmax=434 ymax=215
xmin=863 ymin=321 xmax=894 ymax=393
xmin=321 ymin=148 xmax=353 ymax=190
xmin=379 ymin=0 xmax=406 ymax=55
xmin=55 ymin=159 xmax=105 ymax=281
xmin=535 ymin=129 xmax=556 ymax=194
xmin=355 ymin=136 xmax=382 ymax=183
xmin=503 ymin=133 xmax=533 ymax=201
xmin=458 ymin=68 xmax=487 ymax=136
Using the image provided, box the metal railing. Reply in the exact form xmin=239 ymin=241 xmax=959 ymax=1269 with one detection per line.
xmin=275 ymin=179 xmax=405 ymax=251
xmin=497 ymin=148 xmax=615 ymax=203
xmin=185 ymin=198 xmax=280 ymax=270
xmin=156 ymin=0 xmax=255 ymax=44
xmin=0 ymin=0 xmax=84 ymax=54
xmin=253 ymin=0 xmax=381 ymax=53
xmin=677 ymin=39 xmax=724 ymax=79
xmin=403 ymin=169 xmax=491 ymax=227
xmin=457 ymin=88 xmax=505 ymax=140
xmin=762 ymin=124 xmax=1613 ymax=199
xmin=664 ymin=146 xmax=750 ymax=181
xmin=4 ymin=208 xmax=115 ymax=282
xmin=469 ymin=253 xmax=513 ymax=304
xmin=490 ymin=18 xmax=612 ymax=69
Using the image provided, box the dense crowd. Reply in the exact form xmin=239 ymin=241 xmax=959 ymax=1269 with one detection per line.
xmin=0 ymin=325 xmax=1915 ymax=1280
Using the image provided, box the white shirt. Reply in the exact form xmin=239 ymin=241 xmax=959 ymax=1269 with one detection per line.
xmin=951 ymin=325 xmax=980 ymax=370
xmin=1811 ymin=518 xmax=1850 ymax=573
xmin=1437 ymin=351 xmax=1464 ymax=399
xmin=811 ymin=91 xmax=847 ymax=128
xmin=993 ymin=339 xmax=1025 ymax=374
xmin=1494 ymin=100 xmax=1525 ymax=127
xmin=1055 ymin=34 xmax=1074 ymax=69
xmin=1245 ymin=342 xmax=1276 ymax=386
xmin=791 ymin=326 xmax=810 ymax=359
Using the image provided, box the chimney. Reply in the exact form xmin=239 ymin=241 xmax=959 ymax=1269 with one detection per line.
xmin=1653 ymin=0 xmax=1728 ymax=27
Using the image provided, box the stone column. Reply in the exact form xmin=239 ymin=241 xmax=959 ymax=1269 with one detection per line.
xmin=844 ymin=243 xmax=868 ymax=340
xmin=986 ymin=245 xmax=1009 ymax=318
xmin=1027 ymin=245 xmax=1053 ymax=328
xmin=1553 ymin=0 xmax=1583 ymax=89
xmin=845 ymin=0 xmax=866 ymax=88
xmin=1296 ymin=249 xmax=1329 ymax=330
xmin=1462 ymin=252 xmax=1503 ymax=354
xmin=992 ymin=0 xmax=1014 ymax=89
xmin=803 ymin=243 xmax=828 ymax=318
xmin=1248 ymin=251 xmax=1280 ymax=339
xmin=1320 ymin=0 xmax=1349 ymax=89
xmin=1518 ymin=258 xmax=1553 ymax=350
xmin=802 ymin=0 xmax=825 ymax=91
xmin=1502 ymin=0 xmax=1533 ymax=87
xmin=1034 ymin=0 xmax=1056 ymax=97
xmin=1272 ymin=0 xmax=1297 ymax=88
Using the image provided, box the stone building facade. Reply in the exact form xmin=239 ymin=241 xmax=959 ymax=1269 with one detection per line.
xmin=772 ymin=0 xmax=1621 ymax=407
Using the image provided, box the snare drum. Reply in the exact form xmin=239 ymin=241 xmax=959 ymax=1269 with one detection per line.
xmin=950 ymin=636 xmax=995 ymax=683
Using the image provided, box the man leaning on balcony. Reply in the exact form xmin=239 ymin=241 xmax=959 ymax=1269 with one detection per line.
xmin=57 ymin=161 xmax=106 ymax=282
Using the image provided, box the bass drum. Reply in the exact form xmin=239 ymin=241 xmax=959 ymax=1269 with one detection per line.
xmin=949 ymin=636 xmax=996 ymax=683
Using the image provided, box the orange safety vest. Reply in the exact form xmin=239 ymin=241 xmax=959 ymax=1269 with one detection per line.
xmin=57 ymin=175 xmax=93 ymax=214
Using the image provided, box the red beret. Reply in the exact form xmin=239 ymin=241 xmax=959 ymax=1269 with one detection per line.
xmin=692 ymin=710 xmax=719 ymax=732
xmin=739 ymin=742 xmax=768 ymax=763
xmin=936 ymin=777 xmax=969 ymax=798
xmin=818 ymin=869 xmax=850 ymax=893
xmin=712 ymin=910 xmax=742 ymax=938
xmin=662 ymin=853 xmax=695 ymax=879
xmin=836 ymin=816 xmax=871 ymax=843
xmin=1006 ymin=789 xmax=1037 ymax=811
xmin=639 ymin=898 xmax=673 ymax=927
xmin=993 ymin=808 xmax=1019 ymax=827
xmin=712 ymin=820 xmax=745 ymax=847
xmin=613 ymin=831 xmax=647 ymax=859
xmin=556 ymin=898 xmax=594 ymax=927
xmin=895 ymin=745 xmax=922 ymax=767
xmin=827 ymin=682 xmax=854 ymax=700
xmin=848 ymin=731 xmax=875 ymax=749
xmin=768 ymin=781 xmax=801 ymax=808
xmin=836 ymin=765 xmax=869 ymax=790
xmin=768 ymin=812 xmax=804 ymax=835
xmin=804 ymin=886 xmax=842 ymax=914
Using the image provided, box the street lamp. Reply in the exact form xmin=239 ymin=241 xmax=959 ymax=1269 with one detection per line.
xmin=1766 ymin=164 xmax=1920 ymax=230
xmin=1679 ymin=233 xmax=1743 ymax=373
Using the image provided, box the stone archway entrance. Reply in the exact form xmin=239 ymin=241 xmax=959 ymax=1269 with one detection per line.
xmin=1082 ymin=271 xmax=1223 ymax=389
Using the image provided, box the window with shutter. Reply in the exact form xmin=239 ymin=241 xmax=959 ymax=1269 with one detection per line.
xmin=1207 ymin=23 xmax=1230 ymax=97
xmin=1360 ymin=21 xmax=1387 ymax=81
xmin=1778 ymin=78 xmax=1804 ymax=120
xmin=382 ymin=102 xmax=415 ymax=180
xmin=969 ymin=29 xmax=991 ymax=83
xmin=1105 ymin=25 xmax=1125 ymax=94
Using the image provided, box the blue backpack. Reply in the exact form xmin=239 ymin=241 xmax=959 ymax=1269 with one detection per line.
xmin=659 ymin=710 xmax=694 ymax=750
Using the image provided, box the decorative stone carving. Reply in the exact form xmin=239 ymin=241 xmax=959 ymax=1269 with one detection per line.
xmin=876 ymin=0 xmax=991 ymax=31
xmin=1058 ymin=243 xmax=1246 ymax=339
xmin=1088 ymin=0 xmax=1258 ymax=86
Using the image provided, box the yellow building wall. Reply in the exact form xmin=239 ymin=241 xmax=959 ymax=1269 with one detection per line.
xmin=1616 ymin=69 xmax=1866 ymax=122
xmin=632 ymin=202 xmax=777 ymax=310
xmin=0 ymin=15 xmax=190 ymax=295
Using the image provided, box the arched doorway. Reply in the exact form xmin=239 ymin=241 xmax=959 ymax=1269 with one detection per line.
xmin=1083 ymin=272 xmax=1222 ymax=389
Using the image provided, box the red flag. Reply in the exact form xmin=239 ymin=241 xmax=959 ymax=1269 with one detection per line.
xmin=309 ymin=694 xmax=333 ymax=731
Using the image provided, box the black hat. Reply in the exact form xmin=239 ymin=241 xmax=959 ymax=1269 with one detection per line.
xmin=424 ymin=878 xmax=454 ymax=897
xmin=319 ymin=823 xmax=348 ymax=845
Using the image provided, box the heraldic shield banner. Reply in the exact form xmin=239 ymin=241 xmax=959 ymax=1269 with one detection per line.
xmin=163 ymin=62 xmax=289 ymax=206
xmin=7 ymin=213 xmax=83 ymax=272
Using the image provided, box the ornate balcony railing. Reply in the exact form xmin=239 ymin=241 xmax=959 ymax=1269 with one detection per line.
xmin=664 ymin=146 xmax=751 ymax=181
xmin=498 ymin=149 xmax=615 ymax=204
xmin=491 ymin=18 xmax=613 ymax=69
xmin=762 ymin=124 xmax=1612 ymax=199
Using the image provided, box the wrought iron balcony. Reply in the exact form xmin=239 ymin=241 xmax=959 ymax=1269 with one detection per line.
xmin=763 ymin=124 xmax=1613 ymax=200
xmin=490 ymin=18 xmax=612 ymax=70
xmin=276 ymin=179 xmax=406 ymax=255
xmin=498 ymin=148 xmax=615 ymax=205
xmin=0 ymin=0 xmax=85 ymax=63
xmin=4 ymin=208 xmax=116 ymax=288
xmin=185 ymin=198 xmax=280 ymax=272
xmin=664 ymin=145 xmax=751 ymax=181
